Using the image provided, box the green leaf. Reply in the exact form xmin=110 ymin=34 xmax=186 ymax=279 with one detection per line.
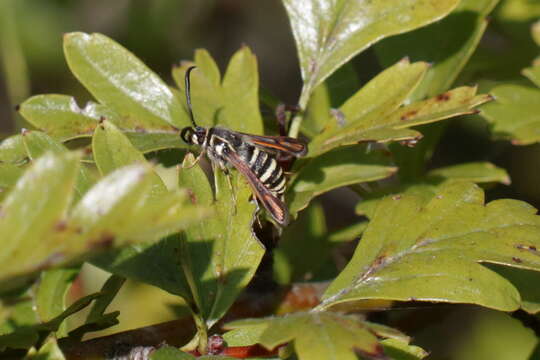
xmin=375 ymin=0 xmax=499 ymax=100
xmin=178 ymin=156 xmax=264 ymax=327
xmin=21 ymin=130 xmax=96 ymax=201
xmin=0 ymin=163 xmax=23 ymax=199
xmin=225 ymin=312 xmax=387 ymax=360
xmin=19 ymin=94 xmax=185 ymax=153
xmin=18 ymin=94 xmax=115 ymax=141
xmin=24 ymin=337 xmax=66 ymax=360
xmin=0 ymin=134 xmax=27 ymax=164
xmin=283 ymin=0 xmax=460 ymax=104
xmin=322 ymin=182 xmax=540 ymax=312
xmin=273 ymin=203 xmax=327 ymax=284
xmin=172 ymin=48 xmax=264 ymax=134
xmin=150 ymin=346 xmax=236 ymax=360
xmin=482 ymin=84 xmax=540 ymax=145
xmin=427 ymin=162 xmax=511 ymax=185
xmin=451 ymin=310 xmax=537 ymax=360
xmin=92 ymin=120 xmax=167 ymax=196
xmin=63 ymin=32 xmax=188 ymax=130
xmin=310 ymin=80 xmax=491 ymax=157
xmin=289 ymin=145 xmax=396 ymax=213
xmin=523 ymin=64 xmax=540 ymax=88
xmin=35 ymin=267 xmax=79 ymax=337
xmin=0 ymin=152 xmax=79 ymax=291
xmin=382 ymin=338 xmax=428 ymax=360
xmin=491 ymin=266 xmax=540 ymax=314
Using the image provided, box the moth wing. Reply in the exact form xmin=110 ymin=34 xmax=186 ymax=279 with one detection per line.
xmin=225 ymin=150 xmax=289 ymax=226
xmin=239 ymin=133 xmax=307 ymax=157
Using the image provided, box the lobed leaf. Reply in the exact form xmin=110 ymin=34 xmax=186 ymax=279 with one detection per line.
xmin=482 ymin=83 xmax=540 ymax=145
xmin=226 ymin=312 xmax=398 ymax=360
xmin=282 ymin=0 xmax=460 ymax=101
xmin=323 ymin=182 xmax=540 ymax=312
xmin=178 ymin=155 xmax=264 ymax=327
xmin=375 ymin=0 xmax=499 ymax=100
xmin=288 ymin=144 xmax=396 ymax=214
xmin=172 ymin=48 xmax=264 ymax=134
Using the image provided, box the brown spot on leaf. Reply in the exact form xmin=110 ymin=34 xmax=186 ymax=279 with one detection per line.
xmin=392 ymin=195 xmax=402 ymax=201
xmin=99 ymin=116 xmax=106 ymax=123
xmin=512 ymin=257 xmax=523 ymax=263
xmin=14 ymin=104 xmax=20 ymax=111
xmin=55 ymin=220 xmax=68 ymax=232
xmin=516 ymin=244 xmax=538 ymax=253
xmin=400 ymin=110 xmax=418 ymax=121
xmin=135 ymin=126 xmax=146 ymax=133
xmin=437 ymin=93 xmax=451 ymax=102
xmin=90 ymin=232 xmax=115 ymax=250
xmin=187 ymin=189 xmax=197 ymax=204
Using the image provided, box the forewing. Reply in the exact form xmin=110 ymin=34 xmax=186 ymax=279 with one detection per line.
xmin=225 ymin=150 xmax=289 ymax=226
xmin=240 ymin=133 xmax=307 ymax=157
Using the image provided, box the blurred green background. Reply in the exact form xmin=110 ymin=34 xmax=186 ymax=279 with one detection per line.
xmin=1 ymin=1 xmax=540 ymax=359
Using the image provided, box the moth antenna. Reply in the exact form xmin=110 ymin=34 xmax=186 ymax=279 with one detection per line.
xmin=185 ymin=66 xmax=198 ymax=127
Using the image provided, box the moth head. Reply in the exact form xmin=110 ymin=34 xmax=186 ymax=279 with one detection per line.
xmin=181 ymin=126 xmax=206 ymax=146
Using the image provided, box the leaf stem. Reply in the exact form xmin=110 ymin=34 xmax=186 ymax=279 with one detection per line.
xmin=288 ymin=83 xmax=313 ymax=138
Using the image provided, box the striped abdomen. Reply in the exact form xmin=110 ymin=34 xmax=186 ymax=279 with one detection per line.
xmin=243 ymin=145 xmax=286 ymax=195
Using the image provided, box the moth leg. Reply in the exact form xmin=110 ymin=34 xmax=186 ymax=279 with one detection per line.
xmin=219 ymin=165 xmax=237 ymax=214
xmin=183 ymin=151 xmax=205 ymax=169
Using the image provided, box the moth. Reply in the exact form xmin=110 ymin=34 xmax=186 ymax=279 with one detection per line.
xmin=180 ymin=66 xmax=307 ymax=226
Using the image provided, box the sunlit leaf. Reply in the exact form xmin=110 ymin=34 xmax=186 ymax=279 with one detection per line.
xmin=282 ymin=0 xmax=460 ymax=101
xmin=376 ymin=0 xmax=499 ymax=100
xmin=21 ymin=130 xmax=96 ymax=201
xmin=19 ymin=94 xmax=185 ymax=153
xmin=0 ymin=152 xmax=79 ymax=291
xmin=323 ymin=182 xmax=540 ymax=312
xmin=178 ymin=155 xmax=264 ymax=327
xmin=172 ymin=48 xmax=264 ymax=134
xmin=310 ymin=82 xmax=491 ymax=156
xmin=0 ymin=134 xmax=27 ymax=164
xmin=92 ymin=120 xmax=167 ymax=197
xmin=63 ymin=32 xmax=188 ymax=130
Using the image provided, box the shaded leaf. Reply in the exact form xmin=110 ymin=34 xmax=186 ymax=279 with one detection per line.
xmin=322 ymin=182 xmax=540 ymax=312
xmin=225 ymin=312 xmax=387 ymax=360
xmin=172 ymin=48 xmax=263 ymax=134
xmin=0 ymin=163 xmax=23 ymax=199
xmin=288 ymin=144 xmax=396 ymax=213
xmin=427 ymin=162 xmax=511 ymax=185
xmin=491 ymin=266 xmax=540 ymax=314
xmin=283 ymin=0 xmax=460 ymax=101
xmin=63 ymin=32 xmax=187 ymax=130
xmin=24 ymin=337 xmax=65 ymax=360
xmin=178 ymin=155 xmax=264 ymax=327
xmin=150 ymin=346 xmax=236 ymax=360
xmin=481 ymin=84 xmax=540 ymax=145
xmin=35 ymin=267 xmax=79 ymax=337
xmin=451 ymin=310 xmax=537 ymax=360
xmin=273 ymin=203 xmax=327 ymax=284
